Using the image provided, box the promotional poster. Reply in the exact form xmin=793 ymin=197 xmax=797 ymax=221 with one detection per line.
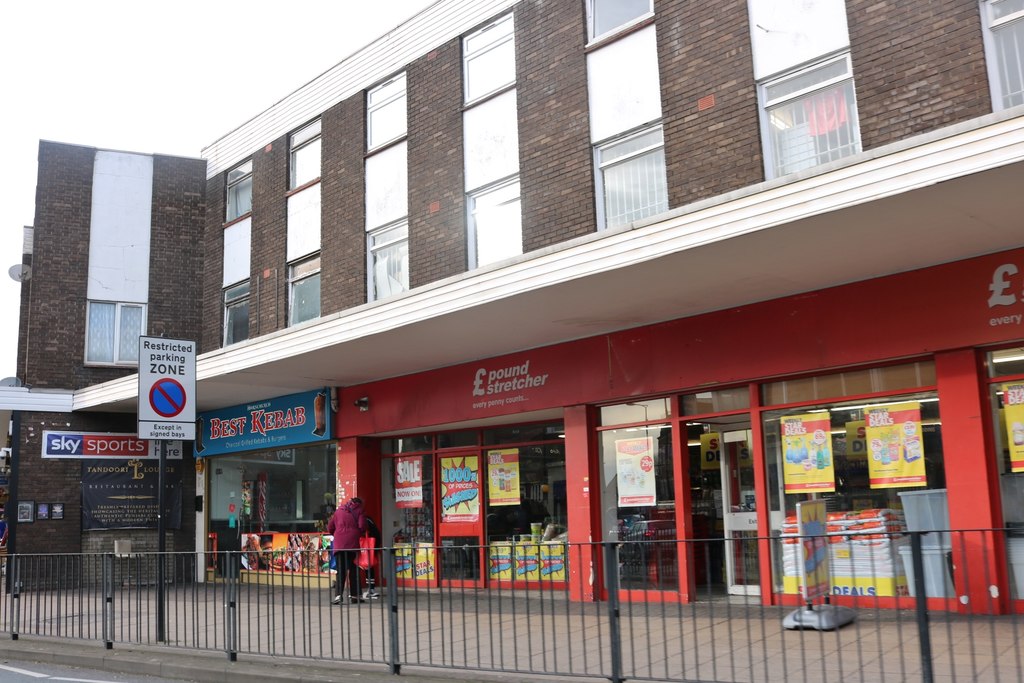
xmin=615 ymin=437 xmax=656 ymax=506
xmin=781 ymin=412 xmax=836 ymax=493
xmin=865 ymin=401 xmax=926 ymax=488
xmin=81 ymin=459 xmax=182 ymax=530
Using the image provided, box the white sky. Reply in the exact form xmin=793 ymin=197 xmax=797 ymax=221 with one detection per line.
xmin=0 ymin=0 xmax=436 ymax=382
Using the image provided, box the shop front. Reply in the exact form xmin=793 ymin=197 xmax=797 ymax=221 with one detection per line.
xmin=331 ymin=247 xmax=1024 ymax=611
xmin=197 ymin=389 xmax=336 ymax=580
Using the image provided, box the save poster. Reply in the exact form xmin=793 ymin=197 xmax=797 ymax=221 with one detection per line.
xmin=440 ymin=455 xmax=480 ymax=523
xmin=780 ymin=412 xmax=836 ymax=493
xmin=487 ymin=448 xmax=521 ymax=506
xmin=615 ymin=437 xmax=656 ymax=506
xmin=865 ymin=401 xmax=926 ymax=489
xmin=1004 ymin=383 xmax=1024 ymax=472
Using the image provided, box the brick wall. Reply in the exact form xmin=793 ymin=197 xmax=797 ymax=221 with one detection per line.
xmin=848 ymin=0 xmax=992 ymax=150
xmin=407 ymin=39 xmax=467 ymax=288
xmin=657 ymin=0 xmax=764 ymax=208
xmin=516 ymin=0 xmax=597 ymax=251
xmin=321 ymin=95 xmax=368 ymax=312
xmin=250 ymin=137 xmax=289 ymax=336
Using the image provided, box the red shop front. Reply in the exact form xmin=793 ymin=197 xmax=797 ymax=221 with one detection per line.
xmin=331 ymin=247 xmax=1024 ymax=611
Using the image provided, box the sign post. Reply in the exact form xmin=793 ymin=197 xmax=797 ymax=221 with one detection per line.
xmin=138 ymin=336 xmax=196 ymax=643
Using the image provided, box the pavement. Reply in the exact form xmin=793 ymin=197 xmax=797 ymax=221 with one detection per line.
xmin=0 ymin=634 xmax=594 ymax=683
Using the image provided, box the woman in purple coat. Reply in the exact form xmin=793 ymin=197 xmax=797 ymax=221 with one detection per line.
xmin=328 ymin=496 xmax=366 ymax=604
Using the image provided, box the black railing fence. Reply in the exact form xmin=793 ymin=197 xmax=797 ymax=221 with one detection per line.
xmin=2 ymin=529 xmax=1023 ymax=682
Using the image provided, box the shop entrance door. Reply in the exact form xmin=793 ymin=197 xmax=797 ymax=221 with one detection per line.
xmin=719 ymin=428 xmax=761 ymax=596
xmin=436 ymin=450 xmax=485 ymax=588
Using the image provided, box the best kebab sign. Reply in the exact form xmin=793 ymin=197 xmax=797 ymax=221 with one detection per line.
xmin=138 ymin=336 xmax=196 ymax=441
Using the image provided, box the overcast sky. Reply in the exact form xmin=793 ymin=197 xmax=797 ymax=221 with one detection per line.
xmin=0 ymin=0 xmax=436 ymax=383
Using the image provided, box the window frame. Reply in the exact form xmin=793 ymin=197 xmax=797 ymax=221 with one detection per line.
xmin=463 ymin=13 xmax=516 ymax=105
xmin=226 ymin=160 xmax=253 ymax=223
xmin=367 ymin=73 xmax=408 ymax=152
xmin=367 ymin=220 xmax=409 ymax=302
xmin=84 ymin=300 xmax=147 ymax=367
xmin=467 ymin=176 xmax=523 ymax=269
xmin=593 ymin=123 xmax=668 ymax=231
xmin=288 ymin=254 xmax=321 ymax=327
xmin=757 ymin=52 xmax=861 ymax=180
xmin=586 ymin=0 xmax=654 ymax=43
xmin=982 ymin=0 xmax=1024 ymax=111
xmin=289 ymin=119 xmax=322 ymax=190
xmin=223 ymin=280 xmax=251 ymax=346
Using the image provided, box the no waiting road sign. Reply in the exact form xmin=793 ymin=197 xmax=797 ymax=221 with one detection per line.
xmin=138 ymin=337 xmax=196 ymax=441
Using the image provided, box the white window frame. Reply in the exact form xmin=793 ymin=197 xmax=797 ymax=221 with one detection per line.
xmin=289 ymin=120 xmax=322 ymax=189
xmin=85 ymin=300 xmax=146 ymax=366
xmin=463 ymin=13 xmax=516 ymax=104
xmin=982 ymin=0 xmax=1024 ymax=111
xmin=758 ymin=52 xmax=861 ymax=180
xmin=288 ymin=254 xmax=321 ymax=326
xmin=367 ymin=73 xmax=408 ymax=151
xmin=467 ymin=177 xmax=522 ymax=269
xmin=226 ymin=160 xmax=253 ymax=222
xmin=367 ymin=220 xmax=409 ymax=302
xmin=594 ymin=124 xmax=668 ymax=231
xmin=586 ymin=0 xmax=653 ymax=43
xmin=223 ymin=281 xmax=251 ymax=346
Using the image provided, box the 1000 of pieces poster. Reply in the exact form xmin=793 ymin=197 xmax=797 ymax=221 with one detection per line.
xmin=81 ymin=459 xmax=183 ymax=530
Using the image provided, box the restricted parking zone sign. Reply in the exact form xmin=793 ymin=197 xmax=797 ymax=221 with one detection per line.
xmin=138 ymin=336 xmax=196 ymax=441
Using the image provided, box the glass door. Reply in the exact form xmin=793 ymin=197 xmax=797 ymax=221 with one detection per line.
xmin=719 ymin=428 xmax=760 ymax=596
xmin=437 ymin=450 xmax=485 ymax=587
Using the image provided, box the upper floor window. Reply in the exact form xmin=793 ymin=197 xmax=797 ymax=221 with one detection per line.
xmin=469 ymin=178 xmax=522 ymax=268
xmin=464 ymin=14 xmax=515 ymax=103
xmin=288 ymin=254 xmax=321 ymax=326
xmin=587 ymin=0 xmax=652 ymax=42
xmin=290 ymin=120 xmax=321 ymax=189
xmin=369 ymin=221 xmax=409 ymax=300
xmin=226 ymin=160 xmax=253 ymax=222
xmin=86 ymin=301 xmax=145 ymax=366
xmin=759 ymin=53 xmax=861 ymax=179
xmin=595 ymin=125 xmax=667 ymax=230
xmin=223 ymin=281 xmax=250 ymax=346
xmin=983 ymin=0 xmax=1024 ymax=110
xmin=368 ymin=73 xmax=407 ymax=151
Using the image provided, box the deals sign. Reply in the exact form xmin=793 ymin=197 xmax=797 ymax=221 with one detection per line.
xmin=440 ymin=455 xmax=480 ymax=523
xmin=700 ymin=433 xmax=721 ymax=471
xmin=781 ymin=412 xmax=835 ymax=493
xmin=487 ymin=449 xmax=521 ymax=507
xmin=865 ymin=401 xmax=926 ymax=488
xmin=394 ymin=456 xmax=424 ymax=509
xmin=1003 ymin=383 xmax=1024 ymax=472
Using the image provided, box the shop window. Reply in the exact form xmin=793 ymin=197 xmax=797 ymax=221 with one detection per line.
xmin=463 ymin=13 xmax=515 ymax=104
xmin=385 ymin=455 xmax=435 ymax=545
xmin=483 ymin=443 xmax=567 ymax=543
xmin=682 ymin=387 xmax=750 ymax=415
xmin=598 ymin=414 xmax=676 ymax=590
xmin=762 ymin=361 xmax=936 ymax=405
xmin=600 ymin=398 xmax=671 ymax=425
xmin=759 ymin=54 xmax=861 ymax=179
xmin=223 ymin=281 xmax=250 ymax=346
xmin=595 ymin=125 xmax=668 ymax=230
xmin=367 ymin=73 xmax=407 ymax=151
xmin=586 ymin=0 xmax=652 ymax=42
xmin=990 ymin=345 xmax=1024 ymax=377
xmin=289 ymin=119 xmax=321 ymax=189
xmin=983 ymin=0 xmax=1024 ymax=110
xmin=987 ymin=347 xmax=1024 ymax=596
xmin=85 ymin=300 xmax=145 ymax=366
xmin=226 ymin=160 xmax=253 ymax=222
xmin=468 ymin=178 xmax=522 ymax=268
xmin=381 ymin=434 xmax=433 ymax=455
xmin=436 ymin=430 xmax=479 ymax=449
xmin=368 ymin=221 xmax=409 ymax=301
xmin=483 ymin=421 xmax=564 ymax=445
xmin=288 ymin=254 xmax=321 ymax=326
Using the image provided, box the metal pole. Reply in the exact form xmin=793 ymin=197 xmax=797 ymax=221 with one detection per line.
xmin=157 ymin=439 xmax=167 ymax=642
xmin=386 ymin=547 xmax=401 ymax=675
xmin=603 ymin=542 xmax=624 ymax=683
xmin=910 ymin=531 xmax=934 ymax=683
xmin=103 ymin=552 xmax=114 ymax=649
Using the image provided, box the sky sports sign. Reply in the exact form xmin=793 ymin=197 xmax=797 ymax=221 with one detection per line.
xmin=42 ymin=431 xmax=183 ymax=459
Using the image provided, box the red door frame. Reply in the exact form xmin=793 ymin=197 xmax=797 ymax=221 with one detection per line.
xmin=437 ymin=449 xmax=486 ymax=589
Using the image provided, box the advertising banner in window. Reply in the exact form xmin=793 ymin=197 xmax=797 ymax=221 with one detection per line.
xmin=395 ymin=455 xmax=424 ymax=508
xmin=440 ymin=455 xmax=480 ymax=523
xmin=865 ymin=401 xmax=926 ymax=488
xmin=487 ymin=448 xmax=521 ymax=507
xmin=843 ymin=420 xmax=868 ymax=461
xmin=699 ymin=432 xmax=721 ymax=471
xmin=615 ymin=437 xmax=656 ymax=506
xmin=781 ymin=412 xmax=836 ymax=493
xmin=195 ymin=388 xmax=331 ymax=457
xmin=81 ymin=459 xmax=182 ymax=530
xmin=1003 ymin=383 xmax=1024 ymax=472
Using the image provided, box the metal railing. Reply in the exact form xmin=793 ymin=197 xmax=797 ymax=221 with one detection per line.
xmin=1 ymin=529 xmax=1023 ymax=682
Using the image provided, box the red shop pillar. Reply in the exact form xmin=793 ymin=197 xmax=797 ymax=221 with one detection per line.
xmin=565 ymin=405 xmax=600 ymax=602
xmin=935 ymin=349 xmax=1006 ymax=613
xmin=336 ymin=437 xmax=381 ymax=510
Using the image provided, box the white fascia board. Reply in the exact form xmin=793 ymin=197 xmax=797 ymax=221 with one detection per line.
xmin=75 ymin=111 xmax=1024 ymax=411
xmin=0 ymin=387 xmax=74 ymax=413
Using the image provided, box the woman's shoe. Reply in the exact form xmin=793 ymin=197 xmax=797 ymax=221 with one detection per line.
xmin=332 ymin=595 xmax=342 ymax=605
xmin=349 ymin=596 xmax=365 ymax=604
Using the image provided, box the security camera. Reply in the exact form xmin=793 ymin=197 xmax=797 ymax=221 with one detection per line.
xmin=354 ymin=397 xmax=370 ymax=412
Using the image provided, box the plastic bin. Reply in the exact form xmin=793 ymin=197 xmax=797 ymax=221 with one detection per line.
xmin=898 ymin=489 xmax=950 ymax=549
xmin=898 ymin=545 xmax=954 ymax=598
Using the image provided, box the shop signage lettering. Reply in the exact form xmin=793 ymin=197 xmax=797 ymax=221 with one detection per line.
xmin=196 ymin=389 xmax=330 ymax=457
xmin=988 ymin=263 xmax=1024 ymax=327
xmin=42 ymin=431 xmax=183 ymax=459
xmin=471 ymin=359 xmax=549 ymax=410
